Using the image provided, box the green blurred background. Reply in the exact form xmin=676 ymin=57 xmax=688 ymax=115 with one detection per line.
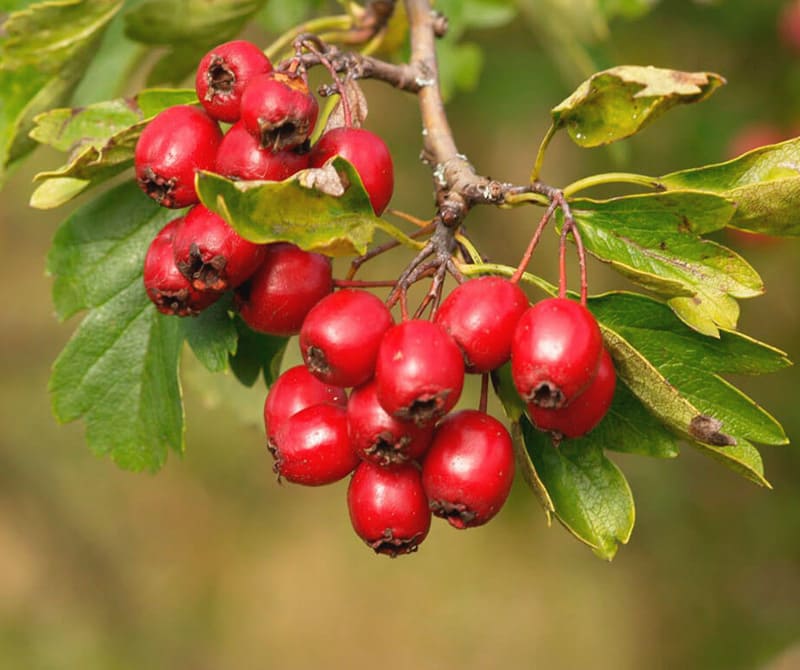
xmin=2 ymin=1 xmax=800 ymax=668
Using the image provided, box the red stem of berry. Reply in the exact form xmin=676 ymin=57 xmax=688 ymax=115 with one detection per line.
xmin=510 ymin=200 xmax=557 ymax=284
xmin=479 ymin=373 xmax=489 ymax=414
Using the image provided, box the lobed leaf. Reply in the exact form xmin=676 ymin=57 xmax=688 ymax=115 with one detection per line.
xmin=228 ymin=317 xmax=288 ymax=388
xmin=180 ymin=296 xmax=238 ymax=374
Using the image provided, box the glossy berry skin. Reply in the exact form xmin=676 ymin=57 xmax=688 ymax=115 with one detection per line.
xmin=143 ymin=218 xmax=220 ymax=316
xmin=240 ymin=72 xmax=318 ymax=151
xmin=236 ymin=243 xmax=333 ymax=336
xmin=300 ymin=289 xmax=394 ymax=388
xmin=269 ymin=404 xmax=357 ymax=486
xmin=422 ymin=410 xmax=515 ymax=529
xmin=347 ymin=461 xmax=431 ymax=557
xmin=195 ymin=40 xmax=272 ymax=123
xmin=434 ymin=276 xmax=529 ymax=373
xmin=527 ymin=347 xmax=616 ymax=439
xmin=172 ymin=205 xmax=266 ymax=291
xmin=348 ymin=380 xmax=434 ymax=468
xmin=263 ymin=365 xmax=347 ymax=445
xmin=375 ymin=320 xmax=465 ymax=427
xmin=214 ymin=121 xmax=310 ymax=181
xmin=310 ymin=127 xmax=394 ymax=215
xmin=511 ymin=297 xmax=603 ymax=409
xmin=135 ymin=105 xmax=222 ymax=208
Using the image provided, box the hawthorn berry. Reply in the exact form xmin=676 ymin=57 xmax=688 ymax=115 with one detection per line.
xmin=134 ymin=105 xmax=222 ymax=208
xmin=511 ymin=297 xmax=603 ymax=409
xmin=310 ymin=127 xmax=394 ymax=215
xmin=422 ymin=409 xmax=515 ymax=529
xmin=143 ymin=218 xmax=220 ymax=316
xmin=527 ymin=347 xmax=616 ymax=439
xmin=434 ymin=276 xmax=529 ymax=373
xmin=213 ymin=120 xmax=310 ymax=181
xmin=374 ymin=319 xmax=465 ymax=427
xmin=195 ymin=40 xmax=272 ymax=123
xmin=299 ymin=289 xmax=394 ymax=388
xmin=347 ymin=461 xmax=431 ymax=557
xmin=348 ymin=380 xmax=434 ymax=467
xmin=236 ymin=242 xmax=333 ymax=336
xmin=264 ymin=365 xmax=347 ymax=445
xmin=240 ymin=72 xmax=319 ymax=151
xmin=268 ymin=403 xmax=357 ymax=486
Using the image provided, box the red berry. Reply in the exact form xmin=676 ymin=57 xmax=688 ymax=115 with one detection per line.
xmin=269 ymin=404 xmax=357 ymax=486
xmin=511 ymin=297 xmax=603 ymax=409
xmin=347 ymin=461 xmax=431 ymax=556
xmin=422 ymin=410 xmax=515 ymax=529
xmin=348 ymin=380 xmax=434 ymax=467
xmin=195 ymin=40 xmax=272 ymax=123
xmin=172 ymin=204 xmax=266 ymax=291
xmin=143 ymin=219 xmax=220 ymax=316
xmin=374 ymin=320 xmax=465 ymax=427
xmin=780 ymin=0 xmax=800 ymax=53
xmin=236 ymin=243 xmax=333 ymax=336
xmin=527 ymin=347 xmax=616 ymax=439
xmin=263 ymin=365 xmax=347 ymax=444
xmin=310 ymin=127 xmax=394 ymax=215
xmin=135 ymin=105 xmax=222 ymax=208
xmin=240 ymin=72 xmax=319 ymax=151
xmin=299 ymin=289 xmax=394 ymax=388
xmin=434 ymin=276 xmax=529 ymax=373
xmin=214 ymin=121 xmax=310 ymax=181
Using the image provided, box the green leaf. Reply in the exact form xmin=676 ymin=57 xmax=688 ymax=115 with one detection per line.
xmin=598 ymin=0 xmax=658 ymax=20
xmin=256 ymin=0 xmax=326 ymax=34
xmin=566 ymin=191 xmax=762 ymax=335
xmin=436 ymin=39 xmax=484 ymax=101
xmin=180 ymin=295 xmax=238 ymax=374
xmin=519 ymin=417 xmax=635 ymax=560
xmin=661 ymin=137 xmax=800 ymax=237
xmin=552 ymin=66 xmax=725 ymax=147
xmin=229 ymin=317 xmax=288 ymax=388
xmin=196 ymin=157 xmax=381 ymax=256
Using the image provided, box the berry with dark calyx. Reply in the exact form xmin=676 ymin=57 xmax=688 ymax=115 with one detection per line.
xmin=240 ymin=71 xmax=319 ymax=151
xmin=264 ymin=365 xmax=347 ymax=445
xmin=347 ymin=461 xmax=431 ymax=557
xmin=195 ymin=40 xmax=273 ymax=123
xmin=310 ymin=127 xmax=394 ymax=215
xmin=135 ymin=105 xmax=222 ymax=208
xmin=375 ymin=319 xmax=465 ymax=427
xmin=236 ymin=242 xmax=333 ymax=336
xmin=300 ymin=289 xmax=394 ymax=388
xmin=172 ymin=204 xmax=266 ymax=292
xmin=269 ymin=403 xmax=357 ymax=486
xmin=527 ymin=347 xmax=616 ymax=439
xmin=348 ymin=380 xmax=434 ymax=468
xmin=434 ymin=276 xmax=529 ymax=373
xmin=214 ymin=120 xmax=310 ymax=181
xmin=422 ymin=409 xmax=515 ymax=529
xmin=143 ymin=218 xmax=220 ymax=316
xmin=511 ymin=297 xmax=603 ymax=409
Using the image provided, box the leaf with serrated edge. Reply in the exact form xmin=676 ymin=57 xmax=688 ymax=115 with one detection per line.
xmin=661 ymin=137 xmax=800 ymax=236
xmin=552 ymin=65 xmax=725 ymax=147
xmin=196 ymin=157 xmax=380 ymax=256
xmin=180 ymin=295 xmax=237 ymax=374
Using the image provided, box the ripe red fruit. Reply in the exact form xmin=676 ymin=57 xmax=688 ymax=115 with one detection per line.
xmin=347 ymin=461 xmax=431 ymax=556
xmin=299 ymin=289 xmax=394 ymax=388
xmin=527 ymin=347 xmax=616 ymax=439
xmin=240 ymin=72 xmax=319 ymax=151
xmin=195 ymin=40 xmax=272 ymax=123
xmin=374 ymin=319 xmax=465 ymax=427
xmin=172 ymin=204 xmax=266 ymax=291
xmin=780 ymin=0 xmax=800 ymax=53
xmin=511 ymin=297 xmax=603 ymax=409
xmin=310 ymin=127 xmax=394 ymax=215
xmin=422 ymin=410 xmax=515 ymax=529
xmin=263 ymin=365 xmax=347 ymax=444
xmin=213 ymin=120 xmax=310 ymax=181
xmin=236 ymin=243 xmax=333 ymax=336
xmin=269 ymin=403 xmax=357 ymax=486
xmin=348 ymin=380 xmax=434 ymax=467
xmin=434 ymin=276 xmax=529 ymax=373
xmin=135 ymin=105 xmax=222 ymax=208
xmin=143 ymin=218 xmax=220 ymax=316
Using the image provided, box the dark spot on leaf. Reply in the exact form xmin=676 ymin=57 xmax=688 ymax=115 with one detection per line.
xmin=689 ymin=414 xmax=737 ymax=446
